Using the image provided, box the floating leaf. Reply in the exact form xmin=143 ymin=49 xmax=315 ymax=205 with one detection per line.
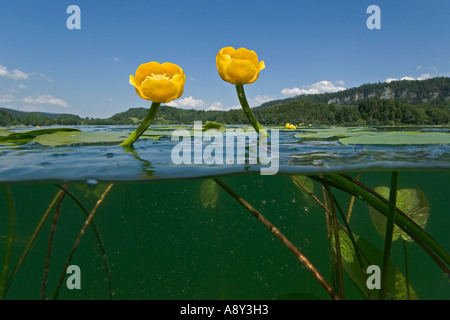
xmin=200 ymin=179 xmax=219 ymax=209
xmin=202 ymin=121 xmax=226 ymax=132
xmin=339 ymin=131 xmax=450 ymax=145
xmin=0 ymin=128 xmax=80 ymax=145
xmin=369 ymin=187 xmax=430 ymax=242
xmin=33 ymin=131 xmax=163 ymax=147
xmin=294 ymin=127 xmax=374 ymax=139
xmin=336 ymin=230 xmax=418 ymax=300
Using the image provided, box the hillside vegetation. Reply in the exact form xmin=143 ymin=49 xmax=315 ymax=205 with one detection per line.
xmin=1 ymin=77 xmax=449 ymax=126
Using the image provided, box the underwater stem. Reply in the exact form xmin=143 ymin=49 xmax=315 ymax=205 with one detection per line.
xmin=54 ymin=184 xmax=113 ymax=299
xmin=0 ymin=186 xmax=15 ymax=300
xmin=213 ymin=178 xmax=340 ymax=300
xmin=53 ymin=183 xmax=114 ymax=300
xmin=403 ymin=239 xmax=411 ymax=300
xmin=235 ymin=85 xmax=268 ymax=137
xmin=6 ymin=188 xmax=65 ymax=295
xmin=311 ymin=174 xmax=450 ymax=276
xmin=325 ymin=185 xmax=345 ymax=299
xmin=41 ymin=187 xmax=67 ymax=300
xmin=120 ymin=102 xmax=161 ymax=146
xmin=380 ymin=171 xmax=399 ymax=300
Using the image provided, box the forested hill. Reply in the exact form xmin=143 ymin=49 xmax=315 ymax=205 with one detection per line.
xmin=257 ymin=77 xmax=450 ymax=109
xmin=1 ymin=77 xmax=449 ymax=126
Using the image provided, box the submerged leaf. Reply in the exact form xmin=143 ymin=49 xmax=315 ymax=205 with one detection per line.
xmin=369 ymin=187 xmax=430 ymax=242
xmin=336 ymin=230 xmax=418 ymax=299
xmin=200 ymin=179 xmax=219 ymax=209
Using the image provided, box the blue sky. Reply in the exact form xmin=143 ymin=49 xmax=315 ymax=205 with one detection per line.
xmin=0 ymin=0 xmax=449 ymax=118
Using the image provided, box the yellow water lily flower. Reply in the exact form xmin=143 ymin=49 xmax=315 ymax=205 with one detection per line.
xmin=216 ymin=47 xmax=265 ymax=85
xmin=286 ymin=123 xmax=296 ymax=129
xmin=129 ymin=61 xmax=185 ymax=103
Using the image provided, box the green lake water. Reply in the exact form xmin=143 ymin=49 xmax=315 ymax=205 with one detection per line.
xmin=0 ymin=126 xmax=449 ymax=300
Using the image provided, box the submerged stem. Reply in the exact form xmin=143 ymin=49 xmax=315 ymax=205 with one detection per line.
xmin=325 ymin=185 xmax=345 ymax=299
xmin=41 ymin=187 xmax=67 ymax=300
xmin=0 ymin=186 xmax=15 ymax=300
xmin=235 ymin=84 xmax=268 ymax=137
xmin=380 ymin=171 xmax=400 ymax=300
xmin=213 ymin=178 xmax=340 ymax=300
xmin=311 ymin=174 xmax=450 ymax=276
xmin=53 ymin=183 xmax=114 ymax=300
xmin=6 ymin=188 xmax=65 ymax=295
xmin=120 ymin=102 xmax=161 ymax=146
xmin=54 ymin=184 xmax=113 ymax=299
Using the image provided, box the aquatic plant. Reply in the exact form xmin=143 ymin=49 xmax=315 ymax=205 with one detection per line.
xmin=121 ymin=61 xmax=186 ymax=146
xmin=216 ymin=47 xmax=268 ymax=136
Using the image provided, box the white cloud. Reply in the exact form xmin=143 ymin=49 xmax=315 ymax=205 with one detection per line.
xmin=335 ymin=80 xmax=345 ymax=86
xmin=113 ymin=57 xmax=119 ymax=62
xmin=0 ymin=94 xmax=15 ymax=103
xmin=206 ymin=102 xmax=224 ymax=111
xmin=385 ymin=74 xmax=433 ymax=83
xmin=23 ymin=95 xmax=69 ymax=108
xmin=168 ymin=96 xmax=206 ymax=109
xmin=0 ymin=64 xmax=30 ymax=80
xmin=282 ymin=80 xmax=346 ymax=96
xmin=17 ymin=84 xmax=27 ymax=89
xmin=417 ymin=73 xmax=432 ymax=80
xmin=249 ymin=94 xmax=273 ymax=107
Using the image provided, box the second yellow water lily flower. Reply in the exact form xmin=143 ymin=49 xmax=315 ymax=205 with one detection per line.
xmin=129 ymin=61 xmax=185 ymax=103
xmin=286 ymin=123 xmax=296 ymax=129
xmin=216 ymin=47 xmax=265 ymax=85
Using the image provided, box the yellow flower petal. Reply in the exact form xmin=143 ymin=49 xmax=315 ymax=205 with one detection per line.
xmin=140 ymin=77 xmax=179 ymax=103
xmin=216 ymin=46 xmax=265 ymax=85
xmin=226 ymin=59 xmax=258 ymax=85
xmin=135 ymin=61 xmax=163 ymax=86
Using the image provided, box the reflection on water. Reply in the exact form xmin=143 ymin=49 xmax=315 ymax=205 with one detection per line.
xmin=0 ymin=126 xmax=449 ymax=183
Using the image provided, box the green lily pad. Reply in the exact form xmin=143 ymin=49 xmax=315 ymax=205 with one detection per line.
xmin=200 ymin=179 xmax=219 ymax=209
xmin=202 ymin=121 xmax=226 ymax=132
xmin=339 ymin=131 xmax=450 ymax=145
xmin=294 ymin=127 xmax=374 ymax=139
xmin=369 ymin=187 xmax=430 ymax=242
xmin=33 ymin=130 xmax=163 ymax=147
xmin=0 ymin=128 xmax=80 ymax=145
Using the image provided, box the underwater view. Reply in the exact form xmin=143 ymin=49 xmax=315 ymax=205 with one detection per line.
xmin=1 ymin=1 xmax=449 ymax=306
xmin=0 ymin=125 xmax=449 ymax=300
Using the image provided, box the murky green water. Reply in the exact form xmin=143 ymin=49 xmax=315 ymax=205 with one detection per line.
xmin=1 ymin=171 xmax=449 ymax=300
xmin=0 ymin=126 xmax=449 ymax=299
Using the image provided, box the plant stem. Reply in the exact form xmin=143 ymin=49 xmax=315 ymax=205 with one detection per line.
xmin=0 ymin=186 xmax=15 ymax=300
xmin=312 ymin=174 xmax=450 ymax=275
xmin=325 ymin=185 xmax=345 ymax=299
xmin=54 ymin=184 xmax=113 ymax=299
xmin=53 ymin=183 xmax=114 ymax=300
xmin=41 ymin=188 xmax=66 ymax=300
xmin=235 ymin=84 xmax=268 ymax=137
xmin=213 ymin=178 xmax=340 ymax=300
xmin=380 ymin=171 xmax=399 ymax=300
xmin=403 ymin=239 xmax=411 ymax=300
xmin=120 ymin=102 xmax=161 ymax=146
xmin=6 ymin=188 xmax=65 ymax=294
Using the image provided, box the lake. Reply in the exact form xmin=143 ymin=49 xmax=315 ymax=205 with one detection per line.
xmin=0 ymin=125 xmax=449 ymax=300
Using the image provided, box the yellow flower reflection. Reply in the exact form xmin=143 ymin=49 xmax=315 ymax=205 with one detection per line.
xmin=129 ymin=61 xmax=185 ymax=103
xmin=216 ymin=47 xmax=265 ymax=85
